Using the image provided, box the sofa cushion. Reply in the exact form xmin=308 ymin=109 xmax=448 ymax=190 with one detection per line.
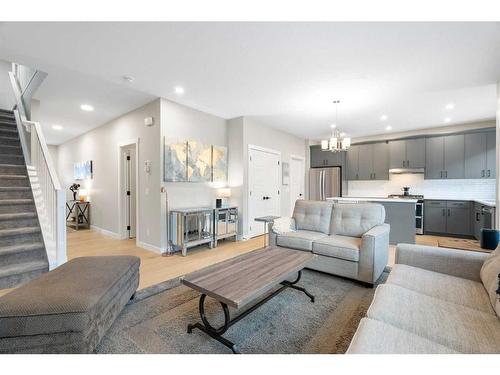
xmin=480 ymin=248 xmax=500 ymax=317
xmin=292 ymin=200 xmax=333 ymax=235
xmin=331 ymin=203 xmax=385 ymax=237
xmin=276 ymin=230 xmax=327 ymax=251
xmin=347 ymin=318 xmax=458 ymax=354
xmin=0 ymin=256 xmax=140 ymax=338
xmin=367 ymin=284 xmax=500 ymax=353
xmin=312 ymin=235 xmax=361 ymax=262
xmin=388 ymin=264 xmax=494 ymax=314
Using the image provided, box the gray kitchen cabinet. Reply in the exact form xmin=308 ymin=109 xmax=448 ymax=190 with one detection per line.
xmin=310 ymin=145 xmax=345 ymax=168
xmin=346 ymin=145 xmax=359 ymax=180
xmin=406 ymin=138 xmax=426 ymax=168
xmin=464 ymin=131 xmax=496 ymax=179
xmin=465 ymin=132 xmax=487 ymax=179
xmin=390 ymin=138 xmax=425 ymax=169
xmin=372 ymin=142 xmax=389 ymax=180
xmin=424 ymin=206 xmax=447 ymax=233
xmin=473 ymin=202 xmax=484 ymax=240
xmin=425 ymin=137 xmax=444 ymax=179
xmin=444 ymin=134 xmax=465 ymax=179
xmin=446 ymin=207 xmax=470 ymax=235
xmin=357 ymin=144 xmax=373 ymax=180
xmin=425 ymin=135 xmax=465 ymax=179
xmin=486 ymin=131 xmax=496 ymax=178
xmin=348 ymin=143 xmax=389 ymax=180
xmin=424 ymin=200 xmax=471 ymax=236
xmin=389 ymin=140 xmax=406 ymax=169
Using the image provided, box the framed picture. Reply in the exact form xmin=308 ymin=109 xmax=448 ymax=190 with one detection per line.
xmin=74 ymin=160 xmax=92 ymax=180
xmin=164 ymin=140 xmax=187 ymax=182
xmin=212 ymin=145 xmax=228 ymax=183
xmin=187 ymin=140 xmax=212 ymax=182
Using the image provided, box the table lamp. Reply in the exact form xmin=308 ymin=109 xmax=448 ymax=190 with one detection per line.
xmin=216 ymin=188 xmax=231 ymax=208
xmin=79 ymin=188 xmax=88 ymax=202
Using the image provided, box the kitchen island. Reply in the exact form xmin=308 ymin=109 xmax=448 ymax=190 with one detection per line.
xmin=327 ymin=197 xmax=416 ymax=245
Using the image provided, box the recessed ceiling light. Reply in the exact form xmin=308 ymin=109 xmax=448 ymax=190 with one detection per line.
xmin=385 ymin=125 xmax=392 ymax=131
xmin=122 ymin=75 xmax=135 ymax=83
xmin=444 ymin=117 xmax=451 ymax=123
xmin=330 ymin=124 xmax=337 ymax=129
xmin=52 ymin=125 xmax=63 ymax=131
xmin=80 ymin=104 xmax=94 ymax=112
xmin=380 ymin=115 xmax=388 ymax=121
xmin=445 ymin=103 xmax=455 ymax=110
xmin=175 ymin=86 xmax=185 ymax=95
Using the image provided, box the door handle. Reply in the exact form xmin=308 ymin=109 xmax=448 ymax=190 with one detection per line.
xmin=481 ymin=170 xmax=485 ymax=177
xmin=440 ymin=171 xmax=443 ymax=178
xmin=442 ymin=208 xmax=445 ymax=216
xmin=373 ymin=173 xmax=376 ymax=179
xmin=445 ymin=171 xmax=448 ymax=178
xmin=447 ymin=209 xmax=450 ymax=216
xmin=487 ymin=170 xmax=491 ymax=177
xmin=476 ymin=212 xmax=480 ymax=221
xmin=407 ymin=160 xmax=410 ymax=167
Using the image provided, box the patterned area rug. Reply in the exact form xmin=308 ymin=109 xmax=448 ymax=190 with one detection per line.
xmin=97 ymin=269 xmax=388 ymax=354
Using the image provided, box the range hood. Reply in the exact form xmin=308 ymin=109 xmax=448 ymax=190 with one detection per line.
xmin=389 ymin=167 xmax=425 ymax=174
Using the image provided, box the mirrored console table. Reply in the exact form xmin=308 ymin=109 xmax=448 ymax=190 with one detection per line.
xmin=214 ymin=206 xmax=238 ymax=247
xmin=170 ymin=207 xmax=214 ymax=256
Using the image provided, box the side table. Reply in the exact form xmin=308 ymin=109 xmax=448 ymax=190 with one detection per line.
xmin=66 ymin=201 xmax=90 ymax=230
xmin=254 ymin=216 xmax=280 ymax=248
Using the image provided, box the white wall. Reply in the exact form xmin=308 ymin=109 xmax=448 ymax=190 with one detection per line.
xmin=348 ymin=174 xmax=495 ymax=200
xmin=0 ymin=60 xmax=15 ymax=110
xmin=47 ymin=144 xmax=58 ymax=172
xmin=57 ymin=99 xmax=162 ymax=249
xmin=496 ymin=81 xmax=500 ymax=227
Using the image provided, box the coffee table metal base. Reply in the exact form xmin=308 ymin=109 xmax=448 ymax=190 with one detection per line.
xmin=187 ymin=270 xmax=314 ymax=354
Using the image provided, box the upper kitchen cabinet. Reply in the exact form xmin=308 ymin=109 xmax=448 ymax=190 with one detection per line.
xmin=486 ymin=131 xmax=496 ymax=178
xmin=389 ymin=138 xmax=425 ymax=169
xmin=310 ymin=145 xmax=345 ymax=168
xmin=425 ymin=134 xmax=465 ymax=179
xmin=347 ymin=143 xmax=389 ymax=180
xmin=444 ymin=134 xmax=465 ymax=179
xmin=464 ymin=131 xmax=496 ymax=179
xmin=346 ymin=145 xmax=360 ymax=180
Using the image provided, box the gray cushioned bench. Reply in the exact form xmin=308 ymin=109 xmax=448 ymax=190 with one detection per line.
xmin=0 ymin=256 xmax=140 ymax=353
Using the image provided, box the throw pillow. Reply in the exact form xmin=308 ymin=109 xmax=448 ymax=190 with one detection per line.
xmin=272 ymin=217 xmax=296 ymax=234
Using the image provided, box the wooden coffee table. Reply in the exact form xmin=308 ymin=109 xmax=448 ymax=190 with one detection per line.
xmin=182 ymin=247 xmax=315 ymax=353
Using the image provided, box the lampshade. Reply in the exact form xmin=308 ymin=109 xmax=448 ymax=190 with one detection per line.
xmin=79 ymin=188 xmax=88 ymax=201
xmin=329 ymin=137 xmax=337 ymax=151
xmin=217 ymin=188 xmax=231 ymax=198
xmin=321 ymin=140 xmax=329 ymax=150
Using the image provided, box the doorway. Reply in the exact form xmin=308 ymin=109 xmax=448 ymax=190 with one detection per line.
xmin=119 ymin=141 xmax=138 ymax=241
xmin=289 ymin=155 xmax=305 ymax=216
xmin=247 ymin=145 xmax=281 ymax=238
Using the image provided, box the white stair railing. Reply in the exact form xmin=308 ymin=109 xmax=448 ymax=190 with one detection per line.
xmin=8 ymin=67 xmax=67 ymax=269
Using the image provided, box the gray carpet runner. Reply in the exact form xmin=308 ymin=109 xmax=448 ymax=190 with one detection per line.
xmin=0 ymin=109 xmax=48 ymax=289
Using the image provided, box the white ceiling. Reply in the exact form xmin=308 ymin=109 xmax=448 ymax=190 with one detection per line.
xmin=0 ymin=22 xmax=499 ymax=144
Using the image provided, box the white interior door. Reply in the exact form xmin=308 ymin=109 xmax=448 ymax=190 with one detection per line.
xmin=289 ymin=156 xmax=305 ymax=215
xmin=248 ymin=147 xmax=280 ymax=238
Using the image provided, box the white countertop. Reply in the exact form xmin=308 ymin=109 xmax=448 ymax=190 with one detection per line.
xmin=473 ymin=199 xmax=496 ymax=207
xmin=327 ymin=197 xmax=418 ymax=204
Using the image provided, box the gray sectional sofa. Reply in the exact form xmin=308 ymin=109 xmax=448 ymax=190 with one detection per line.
xmin=347 ymin=243 xmax=500 ymax=353
xmin=269 ymin=200 xmax=390 ymax=286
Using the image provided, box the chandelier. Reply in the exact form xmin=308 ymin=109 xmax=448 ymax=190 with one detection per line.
xmin=321 ymin=100 xmax=351 ymax=152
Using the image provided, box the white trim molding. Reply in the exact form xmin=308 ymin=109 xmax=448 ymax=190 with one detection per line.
xmin=90 ymin=225 xmax=120 ymax=239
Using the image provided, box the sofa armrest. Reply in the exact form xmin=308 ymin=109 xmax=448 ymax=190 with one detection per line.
xmin=359 ymin=224 xmax=390 ymax=284
xmin=395 ymin=243 xmax=489 ymax=282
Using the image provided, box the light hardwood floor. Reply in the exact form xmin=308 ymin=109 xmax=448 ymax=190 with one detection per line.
xmin=0 ymin=231 xmax=476 ymax=297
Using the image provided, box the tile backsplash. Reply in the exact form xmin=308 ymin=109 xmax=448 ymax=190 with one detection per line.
xmin=347 ymin=173 xmax=495 ymax=200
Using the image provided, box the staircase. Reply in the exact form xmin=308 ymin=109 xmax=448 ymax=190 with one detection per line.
xmin=0 ymin=108 xmax=49 ymax=289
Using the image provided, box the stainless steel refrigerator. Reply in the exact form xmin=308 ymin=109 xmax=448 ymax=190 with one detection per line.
xmin=309 ymin=167 xmax=343 ymax=200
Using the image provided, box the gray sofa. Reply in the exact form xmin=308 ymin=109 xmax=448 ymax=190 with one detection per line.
xmin=270 ymin=200 xmax=390 ymax=286
xmin=347 ymin=243 xmax=500 ymax=353
xmin=0 ymin=256 xmax=140 ymax=353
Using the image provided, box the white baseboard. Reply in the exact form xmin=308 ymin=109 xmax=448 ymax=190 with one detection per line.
xmin=90 ymin=225 xmax=120 ymax=239
xmin=137 ymin=240 xmax=162 ymax=254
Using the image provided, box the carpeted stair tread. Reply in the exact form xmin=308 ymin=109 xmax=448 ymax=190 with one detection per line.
xmin=0 ymin=174 xmax=27 ymax=180
xmin=0 ymin=212 xmax=37 ymax=220
xmin=0 ymin=226 xmax=40 ymax=238
xmin=0 ymin=242 xmax=44 ymax=256
xmin=0 ymin=135 xmax=19 ymax=141
xmin=0 ymin=260 xmax=48 ymax=279
xmin=0 ymin=187 xmax=30 ymax=191
xmin=0 ymin=164 xmax=24 ymax=169
xmin=0 ymin=199 xmax=34 ymax=205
